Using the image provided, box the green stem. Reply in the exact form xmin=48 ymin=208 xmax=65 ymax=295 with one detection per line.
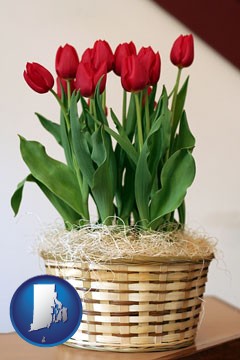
xmin=89 ymin=98 xmax=94 ymax=116
xmin=72 ymin=155 xmax=89 ymax=220
xmin=93 ymin=99 xmax=98 ymax=130
xmin=89 ymin=98 xmax=98 ymax=130
xmin=102 ymin=89 xmax=106 ymax=113
xmin=50 ymin=89 xmax=70 ymax=131
xmin=51 ymin=89 xmax=89 ymax=221
xmin=122 ymin=90 xmax=127 ymax=129
xmin=66 ymin=80 xmax=72 ymax=109
xmin=82 ymin=178 xmax=90 ymax=220
xmin=167 ymin=87 xmax=175 ymax=100
xmin=178 ymin=200 xmax=185 ymax=227
xmin=170 ymin=67 xmax=182 ymax=142
xmin=134 ymin=93 xmax=143 ymax=152
xmin=144 ymin=88 xmax=150 ymax=136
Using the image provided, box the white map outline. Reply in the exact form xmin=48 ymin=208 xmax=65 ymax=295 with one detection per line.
xmin=29 ymin=283 xmax=68 ymax=332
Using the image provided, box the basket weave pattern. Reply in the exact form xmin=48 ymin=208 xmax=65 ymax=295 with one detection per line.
xmin=44 ymin=258 xmax=211 ymax=352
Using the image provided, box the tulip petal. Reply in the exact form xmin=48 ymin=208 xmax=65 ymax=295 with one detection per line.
xmin=94 ymin=62 xmax=107 ymax=94
xmin=55 ymin=44 xmax=79 ymax=79
xmin=93 ymin=40 xmax=114 ymax=72
xmin=182 ymin=35 xmax=194 ymax=67
xmin=170 ymin=34 xmax=194 ymax=68
xmin=23 ymin=70 xmax=48 ymax=94
xmin=75 ymin=62 xmax=94 ymax=98
xmin=114 ymin=41 xmax=137 ymax=76
xmin=127 ymin=55 xmax=148 ymax=92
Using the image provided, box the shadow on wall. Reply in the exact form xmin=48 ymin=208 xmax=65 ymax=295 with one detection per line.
xmin=153 ymin=0 xmax=240 ymax=69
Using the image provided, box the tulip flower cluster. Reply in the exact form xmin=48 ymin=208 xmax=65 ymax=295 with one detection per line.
xmin=12 ymin=34 xmax=195 ymax=231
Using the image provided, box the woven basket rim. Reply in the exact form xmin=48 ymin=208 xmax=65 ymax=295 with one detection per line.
xmin=41 ymin=251 xmax=214 ymax=264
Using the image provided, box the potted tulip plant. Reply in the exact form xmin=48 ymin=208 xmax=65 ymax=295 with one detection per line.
xmin=11 ymin=35 xmax=214 ymax=352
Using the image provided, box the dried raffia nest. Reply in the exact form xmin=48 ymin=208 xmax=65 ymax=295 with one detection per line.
xmin=38 ymin=222 xmax=215 ymax=265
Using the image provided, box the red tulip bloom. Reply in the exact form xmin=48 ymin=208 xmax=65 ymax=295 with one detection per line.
xmin=170 ymin=34 xmax=194 ymax=68
xmin=23 ymin=62 xmax=54 ymax=94
xmin=93 ymin=40 xmax=114 ymax=72
xmin=113 ymin=41 xmax=136 ymax=76
xmin=55 ymin=44 xmax=79 ymax=79
xmin=121 ymin=55 xmax=148 ymax=92
xmin=82 ymin=40 xmax=114 ymax=73
xmin=75 ymin=61 xmax=107 ymax=98
xmin=56 ymin=77 xmax=75 ymax=98
xmin=138 ymin=46 xmax=161 ymax=86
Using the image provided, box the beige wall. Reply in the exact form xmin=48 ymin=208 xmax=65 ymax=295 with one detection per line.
xmin=1 ymin=0 xmax=240 ymax=331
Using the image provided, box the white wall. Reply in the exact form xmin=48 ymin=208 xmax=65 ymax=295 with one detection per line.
xmin=1 ymin=0 xmax=240 ymax=332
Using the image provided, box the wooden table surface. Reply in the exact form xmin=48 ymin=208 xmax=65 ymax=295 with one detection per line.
xmin=1 ymin=297 xmax=240 ymax=360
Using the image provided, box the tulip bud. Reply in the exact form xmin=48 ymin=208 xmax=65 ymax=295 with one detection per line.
xmin=121 ymin=55 xmax=148 ymax=92
xmin=93 ymin=40 xmax=114 ymax=72
xmin=55 ymin=44 xmax=79 ymax=79
xmin=170 ymin=34 xmax=194 ymax=68
xmin=82 ymin=40 xmax=114 ymax=73
xmin=113 ymin=41 xmax=136 ymax=76
xmin=56 ymin=77 xmax=75 ymax=98
xmin=81 ymin=48 xmax=93 ymax=64
xmin=23 ymin=62 xmax=54 ymax=94
xmin=75 ymin=61 xmax=107 ymax=98
xmin=138 ymin=46 xmax=161 ymax=85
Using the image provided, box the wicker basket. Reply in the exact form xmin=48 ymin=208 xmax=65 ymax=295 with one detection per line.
xmin=43 ymin=255 xmax=212 ymax=352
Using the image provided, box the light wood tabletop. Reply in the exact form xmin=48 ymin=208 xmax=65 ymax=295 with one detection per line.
xmin=1 ymin=297 xmax=240 ymax=360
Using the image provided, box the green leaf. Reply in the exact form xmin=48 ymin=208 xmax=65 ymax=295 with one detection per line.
xmin=80 ymin=96 xmax=94 ymax=133
xmin=118 ymin=160 xmax=135 ymax=222
xmin=175 ymin=77 xmax=189 ymax=121
xmin=89 ymin=108 xmax=138 ymax=166
xmin=150 ymin=149 xmax=196 ymax=230
xmin=11 ymin=174 xmax=81 ymax=224
xmin=178 ymin=200 xmax=186 ymax=225
xmin=111 ymin=97 xmax=137 ymax=219
xmin=103 ymin=121 xmax=138 ymax=166
xmin=60 ymin=109 xmax=73 ymax=168
xmin=135 ymin=142 xmax=152 ymax=226
xmin=110 ymin=109 xmax=122 ymax=130
xmin=147 ymin=96 xmax=171 ymax=176
xmin=34 ymin=177 xmax=82 ymax=224
xmin=11 ymin=176 xmax=30 ymax=216
xmin=35 ymin=113 xmax=62 ymax=146
xmin=94 ymin=83 xmax=108 ymax=125
xmin=172 ymin=76 xmax=189 ymax=136
xmin=126 ymin=93 xmax=136 ymax=138
xmin=70 ymin=93 xmax=95 ymax=188
xmin=91 ymin=127 xmax=115 ymax=223
xmin=114 ymin=143 xmax=126 ymax=216
xmin=176 ymin=111 xmax=195 ymax=151
xmin=19 ymin=136 xmax=85 ymax=217
xmin=151 ymin=86 xmax=166 ymax=125
xmin=134 ymin=101 xmax=171 ymax=227
xmin=148 ymin=84 xmax=157 ymax=113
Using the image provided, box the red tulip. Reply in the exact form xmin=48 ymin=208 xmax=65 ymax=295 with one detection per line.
xmin=55 ymin=44 xmax=79 ymax=79
xmin=75 ymin=61 xmax=107 ymax=98
xmin=93 ymin=40 xmax=114 ymax=72
xmin=56 ymin=77 xmax=75 ymax=98
xmin=121 ymin=55 xmax=148 ymax=92
xmin=81 ymin=48 xmax=93 ymax=64
xmin=23 ymin=62 xmax=54 ymax=94
xmin=113 ymin=41 xmax=136 ymax=76
xmin=170 ymin=34 xmax=194 ymax=68
xmin=138 ymin=46 xmax=161 ymax=85
xmin=82 ymin=40 xmax=114 ymax=73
